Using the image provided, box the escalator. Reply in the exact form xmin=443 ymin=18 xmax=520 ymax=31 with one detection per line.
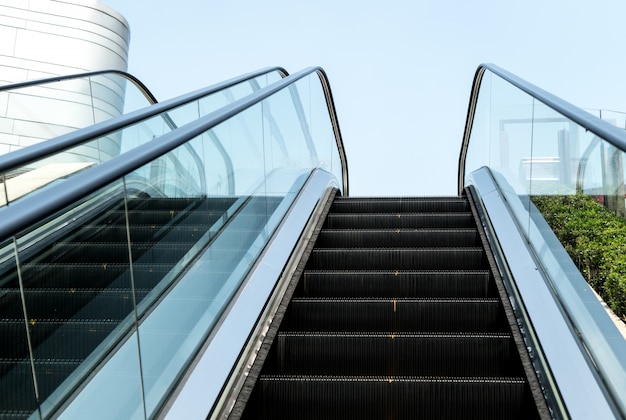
xmin=1 ymin=63 xmax=625 ymax=419
xmin=237 ymin=194 xmax=546 ymax=419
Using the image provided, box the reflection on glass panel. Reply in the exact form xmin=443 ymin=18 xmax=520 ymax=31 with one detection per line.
xmin=0 ymin=70 xmax=286 ymax=208
xmin=0 ymin=73 xmax=151 ymax=160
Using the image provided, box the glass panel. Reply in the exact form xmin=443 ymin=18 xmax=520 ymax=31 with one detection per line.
xmin=0 ymin=238 xmax=40 ymax=418
xmin=12 ymin=180 xmax=144 ymax=419
xmin=0 ymin=71 xmax=284 ymax=207
xmin=464 ymin=68 xmax=626 ymax=414
xmin=0 ymin=68 xmax=344 ymax=417
xmin=134 ymin=72 xmax=341 ymax=416
xmin=0 ymin=73 xmax=150 ymax=151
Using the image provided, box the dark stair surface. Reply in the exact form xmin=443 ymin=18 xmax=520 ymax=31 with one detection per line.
xmin=0 ymin=195 xmax=240 ymax=418
xmin=240 ymin=196 xmax=544 ymax=419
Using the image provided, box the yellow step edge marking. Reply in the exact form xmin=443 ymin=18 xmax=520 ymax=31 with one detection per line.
xmin=393 ymin=299 xmax=397 ymax=312
xmin=394 ymin=270 xmax=399 ymax=277
xmin=30 ymin=319 xmax=36 ymax=326
xmin=395 ymin=228 xmax=400 ymax=233
xmin=102 ymin=263 xmax=107 ymax=270
xmin=390 ymin=333 xmax=396 ymax=340
xmin=387 ymin=377 xmax=394 ymax=384
xmin=170 ymin=210 xmax=175 ymax=218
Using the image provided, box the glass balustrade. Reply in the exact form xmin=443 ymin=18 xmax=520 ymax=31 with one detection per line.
xmin=0 ymin=72 xmax=152 ymax=150
xmin=0 ymin=70 xmax=284 ymax=207
xmin=0 ymin=68 xmax=345 ymax=419
xmin=461 ymin=66 xmax=626 ymax=415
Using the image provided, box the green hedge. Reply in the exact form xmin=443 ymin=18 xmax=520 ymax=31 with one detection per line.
xmin=532 ymin=193 xmax=626 ymax=321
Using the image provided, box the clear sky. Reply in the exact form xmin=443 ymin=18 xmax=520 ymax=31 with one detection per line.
xmin=102 ymin=0 xmax=626 ymax=196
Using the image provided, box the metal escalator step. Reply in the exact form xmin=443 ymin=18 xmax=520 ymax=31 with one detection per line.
xmin=78 ymin=224 xmax=206 ymax=244
xmin=315 ymin=228 xmax=480 ymax=248
xmin=299 ymin=270 xmax=493 ymax=298
xmin=306 ymin=248 xmax=487 ymax=270
xmin=106 ymin=209 xmax=220 ymax=226
xmin=0 ymin=359 xmax=36 ymax=414
xmin=0 ymin=288 xmax=143 ymax=320
xmin=17 ymin=263 xmax=131 ymax=290
xmin=323 ymin=213 xmax=475 ymax=229
xmin=17 ymin=263 xmax=173 ymax=290
xmin=0 ymin=358 xmax=81 ymax=412
xmin=0 ymin=321 xmax=29 ymax=360
xmin=270 ymin=332 xmax=520 ymax=377
xmin=282 ymin=297 xmax=506 ymax=332
xmin=248 ymin=375 xmax=530 ymax=420
xmin=30 ymin=319 xmax=119 ymax=362
xmin=50 ymin=242 xmax=197 ymax=264
xmin=330 ymin=197 xmax=470 ymax=213
xmin=0 ymin=319 xmax=118 ymax=360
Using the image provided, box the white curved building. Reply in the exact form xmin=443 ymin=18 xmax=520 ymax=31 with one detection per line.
xmin=0 ymin=0 xmax=130 ymax=158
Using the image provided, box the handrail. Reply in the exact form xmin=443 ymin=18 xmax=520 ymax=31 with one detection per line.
xmin=457 ymin=63 xmax=626 ymax=194
xmin=0 ymin=67 xmax=288 ymax=174
xmin=0 ymin=69 xmax=159 ymax=104
xmin=0 ymin=66 xmax=348 ymax=241
xmin=318 ymin=67 xmax=349 ymax=196
xmin=459 ymin=63 xmax=626 ymax=417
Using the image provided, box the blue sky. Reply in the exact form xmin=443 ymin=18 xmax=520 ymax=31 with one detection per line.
xmin=102 ymin=0 xmax=626 ymax=196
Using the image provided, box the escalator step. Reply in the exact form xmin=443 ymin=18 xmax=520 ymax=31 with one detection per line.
xmin=0 ymin=358 xmax=81 ymax=412
xmin=330 ymin=197 xmax=470 ymax=213
xmin=50 ymin=242 xmax=197 ymax=264
xmin=0 ymin=321 xmax=29 ymax=360
xmin=268 ymin=332 xmax=520 ymax=376
xmin=306 ymin=248 xmax=487 ymax=270
xmin=323 ymin=213 xmax=475 ymax=229
xmin=299 ymin=270 xmax=493 ymax=298
xmin=77 ymin=224 xmax=206 ymax=244
xmin=282 ymin=298 xmax=506 ymax=332
xmin=315 ymin=229 xmax=480 ymax=248
xmin=33 ymin=320 xmax=117 ymax=359
xmin=127 ymin=197 xmax=215 ymax=212
xmin=0 ymin=319 xmax=117 ymax=360
xmin=247 ymin=375 xmax=529 ymax=420
xmin=0 ymin=360 xmax=36 ymax=414
xmin=17 ymin=263 xmax=173 ymax=290
xmin=0 ymin=288 xmax=145 ymax=320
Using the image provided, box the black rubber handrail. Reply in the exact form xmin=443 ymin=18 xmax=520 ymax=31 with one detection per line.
xmin=0 ymin=66 xmax=348 ymax=240
xmin=458 ymin=63 xmax=626 ymax=194
xmin=0 ymin=67 xmax=288 ymax=174
xmin=0 ymin=69 xmax=158 ymax=103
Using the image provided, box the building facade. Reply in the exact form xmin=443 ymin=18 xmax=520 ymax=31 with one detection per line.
xmin=0 ymin=0 xmax=130 ymax=158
